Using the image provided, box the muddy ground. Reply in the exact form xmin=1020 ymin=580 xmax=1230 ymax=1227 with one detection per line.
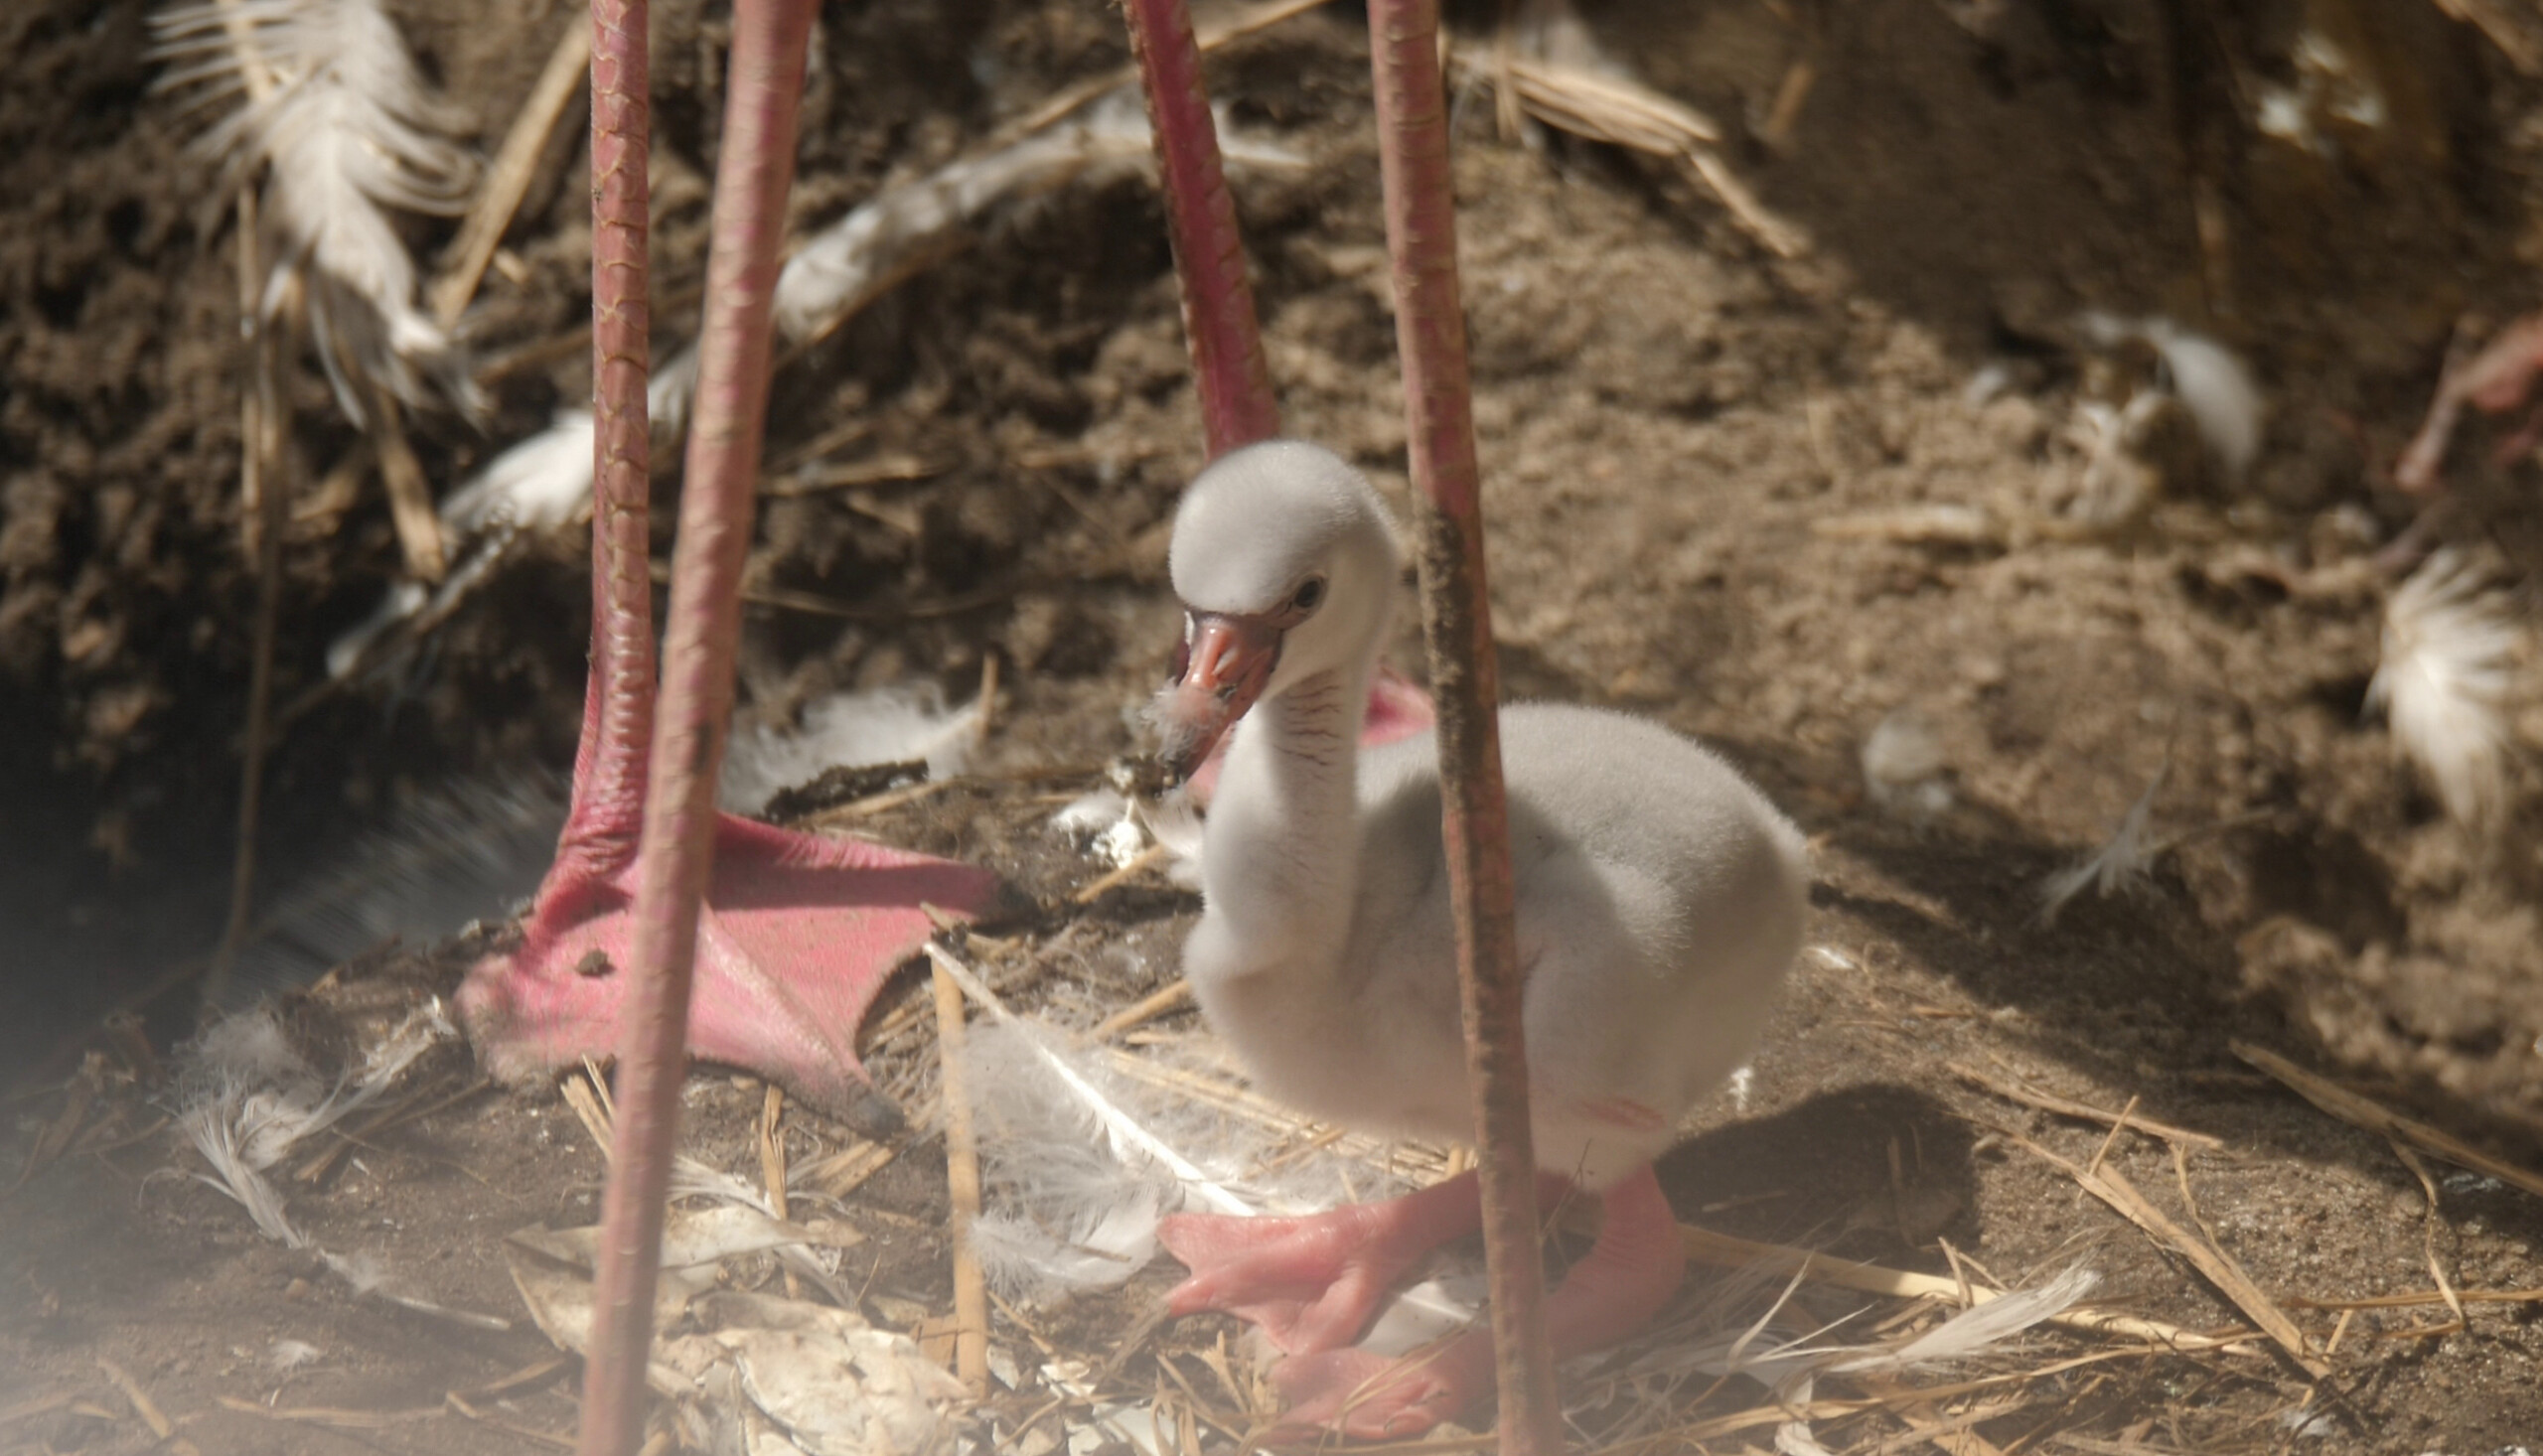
xmin=9 ymin=0 xmax=2543 ymax=1449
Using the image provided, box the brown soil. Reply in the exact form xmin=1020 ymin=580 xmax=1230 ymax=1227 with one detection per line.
xmin=9 ymin=0 xmax=2543 ymax=1450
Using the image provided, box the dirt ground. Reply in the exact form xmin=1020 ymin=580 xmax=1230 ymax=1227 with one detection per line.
xmin=10 ymin=0 xmax=2543 ymax=1450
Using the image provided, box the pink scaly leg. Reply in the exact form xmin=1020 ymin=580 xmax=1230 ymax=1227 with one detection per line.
xmin=1158 ymin=1171 xmax=1569 ymax=1357
xmin=452 ymin=0 xmax=997 ymax=1129
xmin=1267 ymin=1163 xmax=1687 ymax=1441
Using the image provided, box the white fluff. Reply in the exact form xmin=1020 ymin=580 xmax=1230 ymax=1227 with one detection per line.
xmin=2037 ymin=772 xmax=2166 ymax=925
xmin=1861 ymin=708 xmax=1952 ymax=824
xmin=2080 ymin=314 xmax=2264 ymax=479
xmin=152 ymin=0 xmax=477 ymax=420
xmin=958 ymin=1014 xmax=1276 ymax=1305
xmin=266 ymin=1339 xmax=324 ymax=1373
xmin=2368 ymin=550 xmax=2524 ymax=825
xmin=719 ymin=684 xmax=982 ymax=815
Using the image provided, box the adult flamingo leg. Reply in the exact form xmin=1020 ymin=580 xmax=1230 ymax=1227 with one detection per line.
xmin=452 ymin=0 xmax=997 ymax=1130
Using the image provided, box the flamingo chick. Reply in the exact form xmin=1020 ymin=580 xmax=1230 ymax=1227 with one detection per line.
xmin=1150 ymin=440 xmax=1809 ymax=1439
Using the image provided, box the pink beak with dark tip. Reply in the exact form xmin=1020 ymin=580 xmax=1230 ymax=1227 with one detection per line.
xmin=1156 ymin=610 xmax=1281 ymax=782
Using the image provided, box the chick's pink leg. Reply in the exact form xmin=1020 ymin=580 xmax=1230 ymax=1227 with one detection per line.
xmin=1158 ymin=1171 xmax=1570 ymax=1356
xmin=1269 ymin=1163 xmax=1686 ymax=1440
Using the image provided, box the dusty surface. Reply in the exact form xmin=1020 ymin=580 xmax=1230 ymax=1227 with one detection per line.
xmin=10 ymin=0 xmax=2543 ymax=1450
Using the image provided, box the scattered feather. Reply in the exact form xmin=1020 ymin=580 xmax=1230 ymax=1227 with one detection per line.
xmin=1830 ymin=1266 xmax=2097 ymax=1372
xmin=1050 ymin=788 xmax=1130 ymax=838
xmin=2079 ymin=313 xmax=2264 ymax=478
xmin=266 ymin=1339 xmax=323 ymax=1373
xmin=2048 ymin=391 xmax=2170 ymax=530
xmin=1861 ymin=708 xmax=1953 ymax=824
xmin=151 ymin=0 xmax=477 ymax=420
xmin=2038 ymin=770 xmax=2167 ymax=926
xmin=2368 ymin=550 xmax=2523 ymax=825
xmin=719 ymin=684 xmax=982 ymax=815
xmin=178 ymin=1088 xmax=308 ymax=1247
xmin=959 ymin=1005 xmax=1405 ymax=1305
xmin=172 ymin=1005 xmax=467 ymax=1324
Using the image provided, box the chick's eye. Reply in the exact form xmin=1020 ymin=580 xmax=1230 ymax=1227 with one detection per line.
xmin=1291 ymin=577 xmax=1325 ymax=612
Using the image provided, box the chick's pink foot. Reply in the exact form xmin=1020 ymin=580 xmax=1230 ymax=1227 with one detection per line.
xmin=1158 ymin=1171 xmax=1491 ymax=1355
xmin=1270 ymin=1339 xmax=1493 ymax=1441
xmin=1209 ymin=1165 xmax=1687 ymax=1441
xmin=457 ymin=813 xmax=998 ymax=1119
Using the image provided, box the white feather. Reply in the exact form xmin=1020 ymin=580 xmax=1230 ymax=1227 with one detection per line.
xmin=1861 ymin=708 xmax=1952 ymax=824
xmin=1830 ymin=1266 xmax=2097 ymax=1371
xmin=2079 ymin=313 xmax=2264 ymax=479
xmin=2368 ymin=549 xmax=2524 ymax=825
xmin=152 ymin=0 xmax=477 ymax=420
xmin=719 ymin=684 xmax=982 ymax=815
xmin=2037 ymin=771 xmax=2166 ymax=925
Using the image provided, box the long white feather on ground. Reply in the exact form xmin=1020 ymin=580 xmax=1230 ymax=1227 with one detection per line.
xmin=325 ymin=93 xmax=1299 ymax=678
xmin=2369 ymin=549 xmax=2525 ymax=825
xmin=152 ymin=0 xmax=477 ymax=421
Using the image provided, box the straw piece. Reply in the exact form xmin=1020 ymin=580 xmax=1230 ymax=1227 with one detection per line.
xmin=2000 ymin=1131 xmax=2324 ymax=1376
xmin=931 ymin=953 xmax=991 ymax=1394
xmin=1949 ymin=1062 xmax=2223 ymax=1152
xmin=1073 ymin=842 xmax=1174 ymax=903
xmin=1093 ymin=978 xmax=1194 ymax=1040
xmin=100 ymin=1360 xmax=203 ymax=1456
xmin=2384 ymin=1135 xmax=2467 ymax=1332
xmin=214 ymin=1394 xmax=443 ymax=1426
xmin=2234 ymin=1040 xmax=2543 ymax=1203
xmin=430 ymin=17 xmax=593 ymax=325
xmin=2431 ymin=0 xmax=2543 ymax=74
xmin=1671 ymin=1221 xmax=2246 ymax=1353
xmin=361 ymin=380 xmax=447 ymax=581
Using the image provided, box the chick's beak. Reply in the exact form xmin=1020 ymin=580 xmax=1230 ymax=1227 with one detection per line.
xmin=1153 ymin=611 xmax=1280 ymax=782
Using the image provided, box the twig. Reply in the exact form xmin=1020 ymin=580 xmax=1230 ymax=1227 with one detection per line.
xmin=1669 ymin=1221 xmax=2247 ymax=1352
xmin=1999 ymin=1129 xmax=2325 ymax=1376
xmin=205 ymin=231 xmax=294 ymax=1011
xmin=99 ymin=1359 xmax=203 ymax=1456
xmin=930 ymin=950 xmax=991 ymax=1395
xmin=1949 ymin=1062 xmax=2223 ymax=1152
xmin=2430 ymin=0 xmax=2543 ymax=74
xmin=1092 ymin=978 xmax=1194 ymax=1040
xmin=359 ymin=378 xmax=447 ymax=581
xmin=2383 ymin=1135 xmax=2467 ymax=1333
xmin=2234 ymin=1041 xmax=2543 ymax=1204
xmin=2289 ymin=1285 xmax=2543 ymax=1311
xmin=431 ymin=16 xmax=594 ymax=324
xmin=1073 ymin=841 xmax=1174 ymax=903
xmin=760 ymin=1083 xmax=800 ymax=1299
xmin=975 ymin=652 xmax=999 ymax=747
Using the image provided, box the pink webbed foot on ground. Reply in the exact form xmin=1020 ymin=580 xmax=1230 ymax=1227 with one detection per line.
xmin=457 ymin=813 xmax=999 ymax=1121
